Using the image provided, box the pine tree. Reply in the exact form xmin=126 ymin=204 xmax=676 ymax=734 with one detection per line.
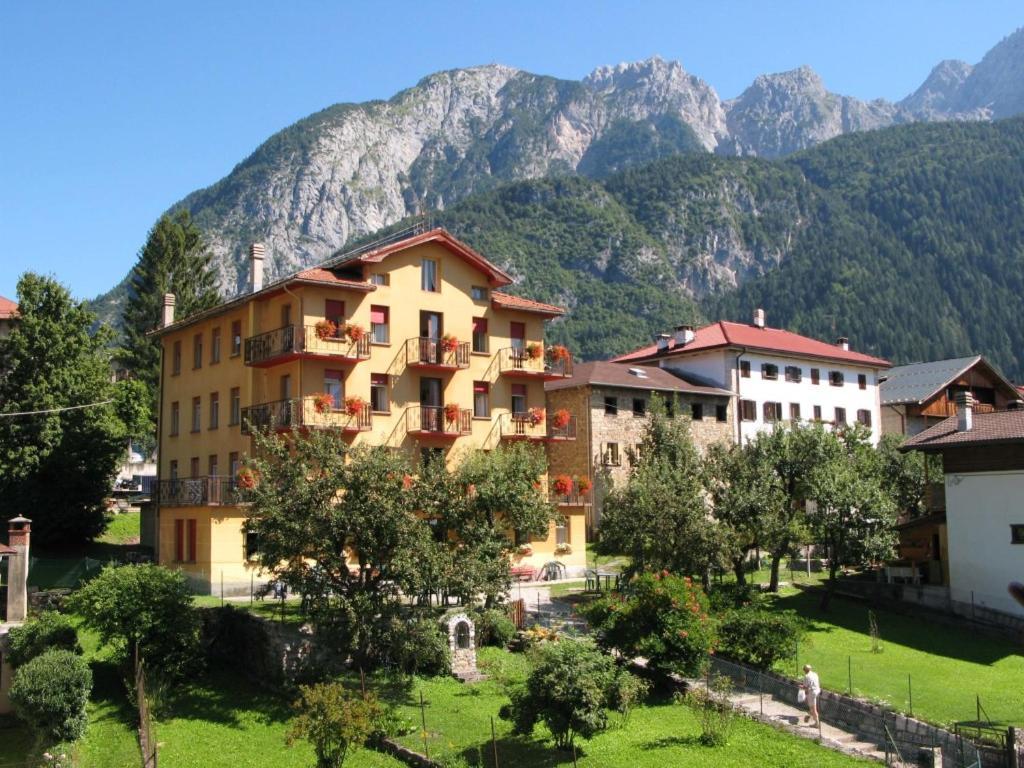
xmin=120 ymin=210 xmax=220 ymax=423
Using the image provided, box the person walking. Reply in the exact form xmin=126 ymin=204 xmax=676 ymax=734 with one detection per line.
xmin=801 ymin=664 xmax=821 ymax=727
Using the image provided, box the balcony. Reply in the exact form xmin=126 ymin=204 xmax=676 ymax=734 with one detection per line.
xmin=499 ymin=412 xmax=577 ymax=442
xmin=498 ymin=347 xmax=573 ymax=380
xmin=406 ymin=405 xmax=472 ymax=438
xmin=243 ymin=324 xmax=372 ymax=367
xmin=157 ymin=476 xmax=238 ymax=507
xmin=405 ymin=337 xmax=470 ymax=371
xmin=549 ymin=489 xmax=593 ymax=506
xmin=241 ymin=397 xmax=373 ymax=435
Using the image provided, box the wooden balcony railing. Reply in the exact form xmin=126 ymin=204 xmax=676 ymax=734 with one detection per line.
xmin=405 ymin=337 xmax=470 ymax=369
xmin=157 ymin=476 xmax=238 ymax=506
xmin=498 ymin=347 xmax=573 ymax=379
xmin=406 ymin=405 xmax=472 ymax=436
xmin=241 ymin=397 xmax=372 ymax=435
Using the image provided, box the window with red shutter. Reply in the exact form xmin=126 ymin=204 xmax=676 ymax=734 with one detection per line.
xmin=175 ymin=519 xmax=184 ymax=562
xmin=325 ymin=300 xmax=345 ymax=324
xmin=510 ymin=322 xmax=526 ymax=351
xmin=187 ymin=519 xmax=197 ymax=563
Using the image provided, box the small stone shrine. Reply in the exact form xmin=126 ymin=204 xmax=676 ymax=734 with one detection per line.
xmin=445 ymin=613 xmax=483 ymax=682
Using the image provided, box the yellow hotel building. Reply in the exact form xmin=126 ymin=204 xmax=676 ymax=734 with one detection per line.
xmin=148 ymin=227 xmax=586 ymax=594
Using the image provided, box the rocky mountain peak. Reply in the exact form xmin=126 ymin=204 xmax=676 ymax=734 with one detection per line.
xmin=900 ymin=59 xmax=973 ymax=115
xmin=956 ymin=27 xmax=1024 ymax=118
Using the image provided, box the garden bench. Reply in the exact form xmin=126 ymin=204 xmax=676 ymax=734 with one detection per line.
xmin=511 ymin=565 xmax=536 ymax=582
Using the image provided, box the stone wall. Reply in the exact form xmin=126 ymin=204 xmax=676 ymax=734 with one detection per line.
xmin=200 ymin=606 xmax=344 ymax=689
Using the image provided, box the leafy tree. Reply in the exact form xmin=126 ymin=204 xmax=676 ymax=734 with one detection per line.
xmin=286 ymin=683 xmax=381 ymax=768
xmin=10 ymin=649 xmax=92 ymax=745
xmin=598 ymin=396 xmax=726 ymax=584
xmin=243 ymin=430 xmax=435 ymax=666
xmin=68 ymin=564 xmax=200 ymax=680
xmin=742 ymin=425 xmax=830 ymax=592
xmin=7 ymin=612 xmax=81 ymax=668
xmin=0 ymin=274 xmax=145 ymax=545
xmin=582 ymin=571 xmax=716 ymax=677
xmin=705 ymin=441 xmax=785 ymax=585
xmin=120 ymin=210 xmax=220 ymax=430
xmin=808 ymin=425 xmax=898 ymax=608
xmin=876 ymin=433 xmax=939 ymax=517
xmin=501 ymin=640 xmax=647 ymax=751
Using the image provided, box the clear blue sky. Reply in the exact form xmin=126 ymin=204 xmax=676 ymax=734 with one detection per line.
xmin=1 ymin=1 xmax=1021 ymax=301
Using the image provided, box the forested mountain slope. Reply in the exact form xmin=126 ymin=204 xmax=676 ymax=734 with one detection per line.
xmin=356 ymin=118 xmax=1024 ymax=378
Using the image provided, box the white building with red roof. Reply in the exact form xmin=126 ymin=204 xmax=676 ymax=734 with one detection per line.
xmin=613 ymin=309 xmax=890 ymax=445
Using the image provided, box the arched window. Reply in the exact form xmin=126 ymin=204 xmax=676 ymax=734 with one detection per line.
xmin=455 ymin=621 xmax=471 ymax=650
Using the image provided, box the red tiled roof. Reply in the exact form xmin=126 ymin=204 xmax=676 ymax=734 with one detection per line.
xmin=293 ymin=267 xmax=375 ymax=289
xmin=336 ymin=228 xmax=514 ymax=288
xmin=612 ymin=320 xmax=890 ymax=368
xmin=491 ymin=291 xmax=565 ymax=317
xmin=546 ymin=360 xmax=733 ymax=396
xmin=0 ymin=296 xmax=18 ymax=319
xmin=901 ymin=409 xmax=1024 ymax=451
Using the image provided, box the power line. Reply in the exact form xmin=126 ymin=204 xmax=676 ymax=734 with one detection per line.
xmin=0 ymin=399 xmax=114 ymax=418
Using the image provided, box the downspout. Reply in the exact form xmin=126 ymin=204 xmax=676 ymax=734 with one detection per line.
xmin=733 ymin=348 xmax=747 ymax=444
xmin=282 ymin=282 xmax=303 ymax=404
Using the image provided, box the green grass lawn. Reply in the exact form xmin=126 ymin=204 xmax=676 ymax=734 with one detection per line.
xmin=376 ymin=648 xmax=869 ymax=767
xmin=97 ymin=511 xmax=140 ymax=546
xmin=29 ymin=511 xmax=145 ymax=589
xmin=767 ymin=588 xmax=1024 ymax=727
xmin=155 ymin=667 xmax=404 ymax=768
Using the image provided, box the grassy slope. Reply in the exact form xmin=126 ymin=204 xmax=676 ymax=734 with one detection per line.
xmin=29 ymin=511 xmax=143 ymax=590
xmin=383 ymin=648 xmax=868 ymax=767
xmin=155 ymin=668 xmax=403 ymax=768
xmin=768 ymin=588 xmax=1024 ymax=727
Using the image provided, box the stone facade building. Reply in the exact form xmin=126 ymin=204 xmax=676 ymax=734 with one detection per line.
xmin=546 ymin=361 xmax=733 ymax=538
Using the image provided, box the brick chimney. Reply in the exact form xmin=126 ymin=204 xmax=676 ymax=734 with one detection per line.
xmin=753 ymin=308 xmax=765 ymax=328
xmin=250 ymin=243 xmax=266 ymax=292
xmin=161 ymin=293 xmax=176 ymax=328
xmin=5 ymin=516 xmax=30 ymax=623
xmin=837 ymin=336 xmax=849 ymax=351
xmin=956 ymin=391 xmax=975 ymax=432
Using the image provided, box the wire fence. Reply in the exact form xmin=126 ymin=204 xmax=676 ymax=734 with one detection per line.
xmin=134 ymin=646 xmax=158 ymax=768
xmin=709 ymin=654 xmax=986 ymax=768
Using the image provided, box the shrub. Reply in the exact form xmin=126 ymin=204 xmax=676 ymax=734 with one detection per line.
xmin=500 ymin=639 xmax=648 ymax=751
xmin=716 ymin=608 xmax=805 ymax=669
xmin=377 ymin=616 xmax=450 ymax=676
xmin=582 ymin=571 xmax=716 ymax=677
xmin=707 ymin=582 xmax=764 ymax=613
xmin=10 ymin=649 xmax=92 ymax=744
xmin=474 ymin=608 xmax=516 ymax=648
xmin=7 ymin=612 xmax=81 ymax=668
xmin=67 ymin=564 xmax=201 ymax=681
xmin=286 ymin=682 xmax=381 ymax=768
xmin=682 ymin=674 xmax=736 ymax=746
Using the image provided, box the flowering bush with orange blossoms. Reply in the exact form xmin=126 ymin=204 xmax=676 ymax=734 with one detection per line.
xmin=580 ymin=571 xmax=716 ymax=677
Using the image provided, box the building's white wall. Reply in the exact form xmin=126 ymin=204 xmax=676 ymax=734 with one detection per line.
xmin=944 ymin=470 xmax=1024 ymax=617
xmin=662 ymin=349 xmax=883 ymax=444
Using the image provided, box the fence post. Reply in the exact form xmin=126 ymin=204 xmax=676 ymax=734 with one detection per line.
xmin=220 ymin=571 xmax=224 ymax=607
xmin=250 ymin=573 xmax=254 ymax=605
xmin=758 ymin=671 xmax=763 ymax=716
xmin=795 ymin=638 xmax=799 ymax=677
xmin=848 ymin=656 xmax=852 ymax=695
xmin=1007 ymin=726 xmax=1018 ymax=768
xmin=491 ymin=715 xmax=500 ymax=768
xmin=907 ymin=674 xmax=912 ymax=718
xmin=420 ymin=690 xmax=429 ymax=760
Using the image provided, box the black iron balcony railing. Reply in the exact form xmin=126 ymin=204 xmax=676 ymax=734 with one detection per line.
xmin=244 ymin=324 xmax=373 ymax=366
xmin=499 ymin=412 xmax=577 ymax=441
xmin=406 ymin=405 xmax=472 ymax=436
xmin=498 ymin=347 xmax=573 ymax=378
xmin=157 ymin=476 xmax=238 ymax=506
xmin=405 ymin=337 xmax=471 ymax=369
xmin=241 ymin=397 xmax=373 ymax=435
xmin=301 ymin=325 xmax=371 ymax=359
xmin=244 ymin=325 xmax=296 ymax=365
